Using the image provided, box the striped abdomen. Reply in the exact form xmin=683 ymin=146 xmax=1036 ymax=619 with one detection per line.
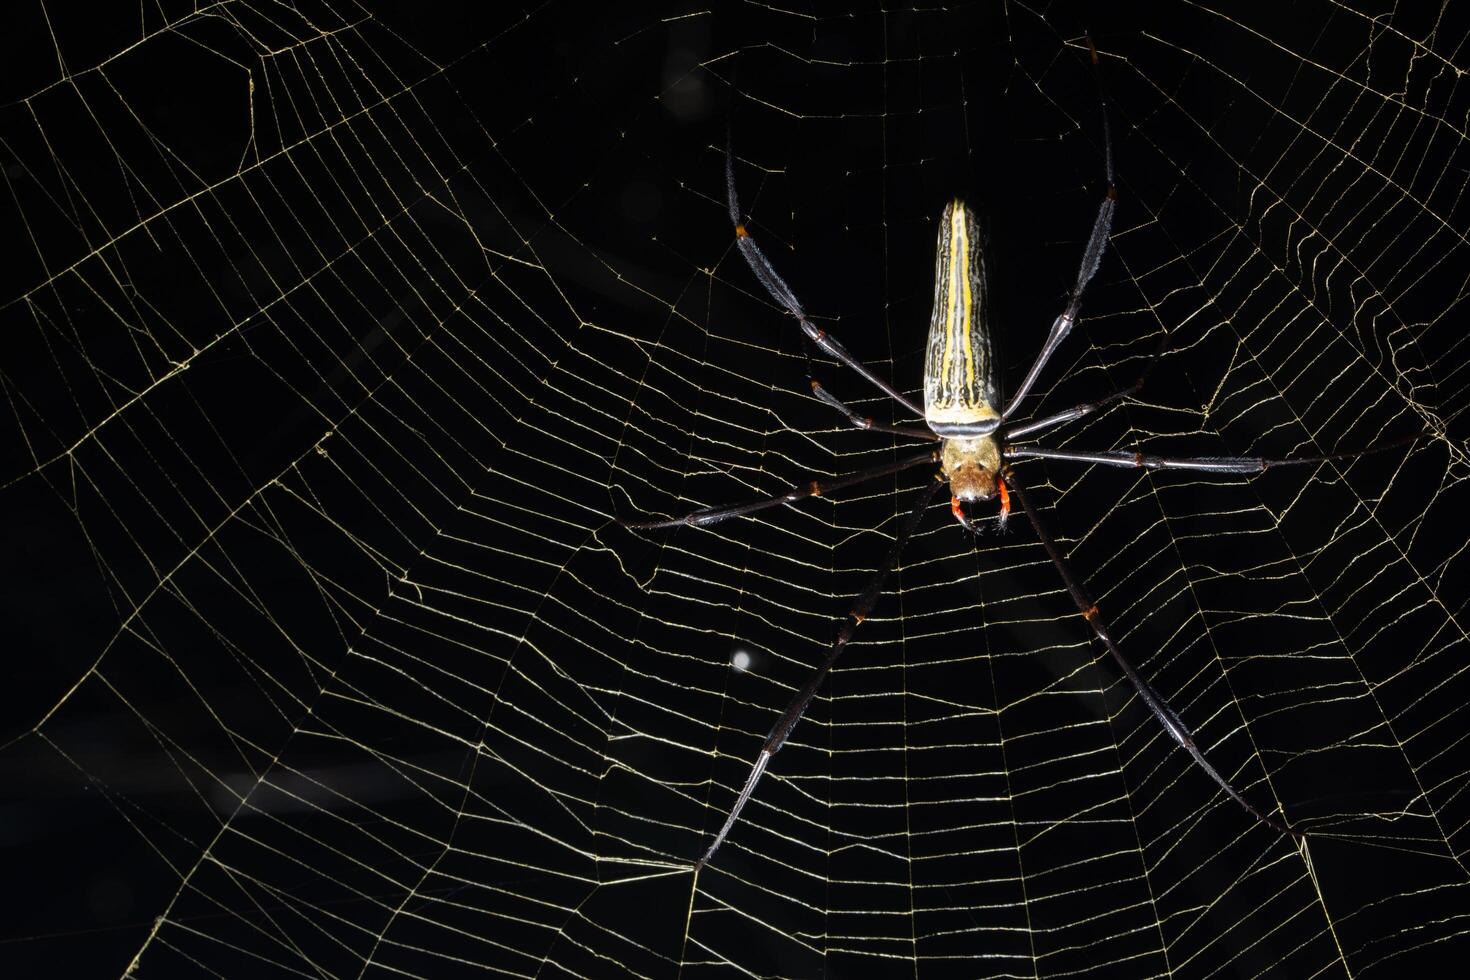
xmin=923 ymin=199 xmax=999 ymax=434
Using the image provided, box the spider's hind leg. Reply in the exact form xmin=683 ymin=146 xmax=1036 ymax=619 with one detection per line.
xmin=1004 ymin=468 xmax=1301 ymax=839
xmin=694 ymin=477 xmax=943 ymax=869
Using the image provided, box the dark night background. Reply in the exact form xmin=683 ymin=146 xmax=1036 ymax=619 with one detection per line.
xmin=2 ymin=2 xmax=1467 ymax=977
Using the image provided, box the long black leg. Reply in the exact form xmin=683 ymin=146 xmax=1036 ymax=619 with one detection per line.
xmin=810 ymin=379 xmax=939 ymax=442
xmin=726 ymin=146 xmax=926 ymax=419
xmin=623 ymin=449 xmax=938 ymax=530
xmin=1003 ymin=470 xmax=1298 ymax=838
xmin=1004 ymin=433 xmax=1418 ymax=472
xmin=999 ymin=37 xmax=1118 ymax=425
xmin=1000 ymin=378 xmax=1141 ymax=443
xmin=1000 ymin=331 xmax=1165 ymax=443
xmin=695 ymin=477 xmax=944 ymax=869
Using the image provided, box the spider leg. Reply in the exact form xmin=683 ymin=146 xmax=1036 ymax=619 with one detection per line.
xmin=1002 ymin=469 xmax=1299 ymax=838
xmin=1004 ymin=432 xmax=1419 ymax=472
xmin=1001 ymin=332 xmax=1166 ymax=442
xmin=810 ymin=379 xmax=939 ymax=441
xmin=999 ymin=37 xmax=1118 ymax=425
xmin=726 ymin=143 xmax=926 ymax=419
xmin=622 ymin=449 xmax=938 ymax=530
xmin=1001 ymin=380 xmax=1141 ymax=443
xmin=695 ymin=477 xmax=943 ymax=869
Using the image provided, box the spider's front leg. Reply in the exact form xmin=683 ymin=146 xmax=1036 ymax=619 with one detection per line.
xmin=997 ymin=38 xmax=1119 ymax=425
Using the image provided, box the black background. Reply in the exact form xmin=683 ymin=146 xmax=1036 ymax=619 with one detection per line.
xmin=2 ymin=1 xmax=1467 ymax=976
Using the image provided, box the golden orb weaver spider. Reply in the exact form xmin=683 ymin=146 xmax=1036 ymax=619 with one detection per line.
xmin=624 ymin=39 xmax=1414 ymax=870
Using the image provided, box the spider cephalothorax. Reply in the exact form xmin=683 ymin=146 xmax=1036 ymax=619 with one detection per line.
xmin=940 ymin=435 xmax=1000 ymax=503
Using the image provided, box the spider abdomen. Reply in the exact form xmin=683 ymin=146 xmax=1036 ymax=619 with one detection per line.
xmin=924 ymin=199 xmax=1000 ymax=436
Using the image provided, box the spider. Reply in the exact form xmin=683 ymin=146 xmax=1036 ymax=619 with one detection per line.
xmin=624 ymin=41 xmax=1412 ymax=870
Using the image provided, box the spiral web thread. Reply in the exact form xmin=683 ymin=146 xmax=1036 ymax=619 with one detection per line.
xmin=2 ymin=2 xmax=1468 ymax=976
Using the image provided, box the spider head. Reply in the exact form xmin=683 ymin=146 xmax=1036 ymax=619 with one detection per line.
xmin=941 ymin=436 xmax=1001 ymax=502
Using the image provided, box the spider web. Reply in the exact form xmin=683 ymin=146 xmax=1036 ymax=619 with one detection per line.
xmin=2 ymin=1 xmax=1468 ymax=975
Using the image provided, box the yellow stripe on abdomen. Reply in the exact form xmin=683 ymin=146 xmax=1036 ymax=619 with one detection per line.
xmin=923 ymin=199 xmax=998 ymax=427
xmin=958 ymin=207 xmax=975 ymax=391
